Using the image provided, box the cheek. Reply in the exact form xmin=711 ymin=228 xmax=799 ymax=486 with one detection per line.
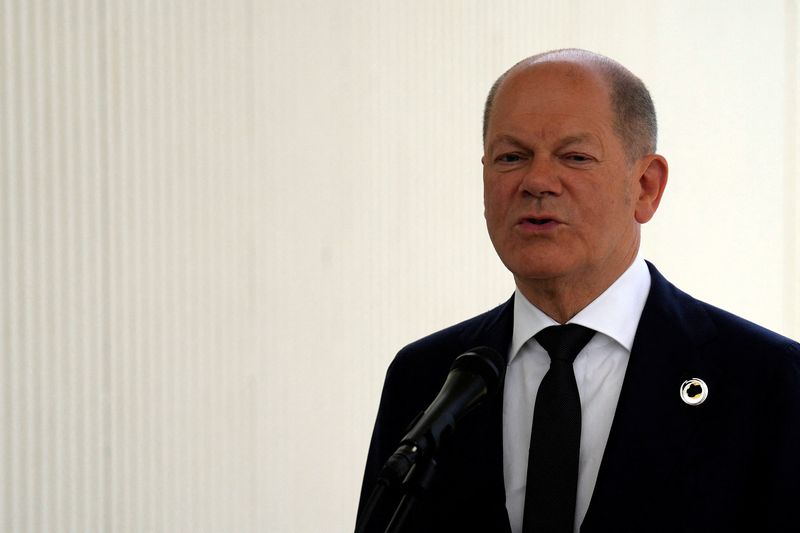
xmin=587 ymin=179 xmax=633 ymax=218
xmin=484 ymin=173 xmax=517 ymax=200
xmin=482 ymin=180 xmax=504 ymax=217
xmin=482 ymin=188 xmax=511 ymax=239
xmin=483 ymin=199 xmax=501 ymax=230
xmin=621 ymin=176 xmax=635 ymax=207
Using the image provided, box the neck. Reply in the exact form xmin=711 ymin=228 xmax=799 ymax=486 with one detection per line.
xmin=515 ymin=247 xmax=639 ymax=324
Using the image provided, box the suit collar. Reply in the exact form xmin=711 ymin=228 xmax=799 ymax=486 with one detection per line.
xmin=508 ymin=257 xmax=651 ymax=363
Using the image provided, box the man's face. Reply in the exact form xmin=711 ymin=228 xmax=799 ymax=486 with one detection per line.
xmin=483 ymin=61 xmax=646 ymax=289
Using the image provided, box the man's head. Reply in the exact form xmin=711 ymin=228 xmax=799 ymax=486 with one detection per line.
xmin=481 ymin=49 xmax=668 ymax=319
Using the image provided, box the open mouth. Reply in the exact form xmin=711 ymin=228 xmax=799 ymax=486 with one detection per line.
xmin=527 ymin=218 xmax=553 ymax=225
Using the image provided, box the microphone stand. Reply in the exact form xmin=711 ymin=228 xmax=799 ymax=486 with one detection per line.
xmin=355 ymin=476 xmax=399 ymax=533
xmin=383 ymin=454 xmax=439 ymax=533
xmin=355 ymin=446 xmax=443 ymax=533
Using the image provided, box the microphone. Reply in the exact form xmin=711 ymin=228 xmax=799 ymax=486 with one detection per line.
xmin=378 ymin=346 xmax=506 ymax=486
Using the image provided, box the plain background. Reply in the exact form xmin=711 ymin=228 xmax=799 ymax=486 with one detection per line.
xmin=1 ymin=0 xmax=798 ymax=531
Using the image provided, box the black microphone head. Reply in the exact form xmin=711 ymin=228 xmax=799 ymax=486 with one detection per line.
xmin=450 ymin=346 xmax=505 ymax=397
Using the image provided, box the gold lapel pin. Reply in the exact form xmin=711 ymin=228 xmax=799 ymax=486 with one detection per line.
xmin=680 ymin=378 xmax=708 ymax=406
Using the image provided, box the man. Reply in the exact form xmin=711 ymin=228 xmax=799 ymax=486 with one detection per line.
xmin=357 ymin=49 xmax=800 ymax=532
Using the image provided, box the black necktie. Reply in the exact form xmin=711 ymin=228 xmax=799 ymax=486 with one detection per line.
xmin=522 ymin=324 xmax=596 ymax=533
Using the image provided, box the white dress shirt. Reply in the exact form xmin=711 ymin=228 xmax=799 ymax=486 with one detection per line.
xmin=503 ymin=257 xmax=651 ymax=533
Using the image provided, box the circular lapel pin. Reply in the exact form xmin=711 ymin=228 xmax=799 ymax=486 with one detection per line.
xmin=680 ymin=378 xmax=708 ymax=406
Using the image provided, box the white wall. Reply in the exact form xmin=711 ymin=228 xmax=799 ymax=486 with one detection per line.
xmin=1 ymin=1 xmax=797 ymax=531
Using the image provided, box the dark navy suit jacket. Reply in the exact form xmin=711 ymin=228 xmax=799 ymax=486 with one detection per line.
xmin=358 ymin=263 xmax=800 ymax=532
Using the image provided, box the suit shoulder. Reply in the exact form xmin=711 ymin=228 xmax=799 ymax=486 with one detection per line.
xmin=697 ymin=299 xmax=800 ymax=363
xmin=647 ymin=262 xmax=798 ymax=360
xmin=388 ymin=298 xmax=513 ymax=377
xmin=688 ymin=291 xmax=798 ymax=349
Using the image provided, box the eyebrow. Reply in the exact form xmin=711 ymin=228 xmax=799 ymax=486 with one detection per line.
xmin=559 ymin=134 xmax=595 ymax=147
xmin=488 ymin=133 xmax=598 ymax=152
xmin=486 ymin=135 xmax=528 ymax=153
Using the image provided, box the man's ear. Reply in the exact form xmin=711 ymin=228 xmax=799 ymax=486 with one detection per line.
xmin=634 ymin=154 xmax=668 ymax=224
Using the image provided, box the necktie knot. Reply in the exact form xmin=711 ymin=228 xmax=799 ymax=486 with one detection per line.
xmin=535 ymin=324 xmax=596 ymax=363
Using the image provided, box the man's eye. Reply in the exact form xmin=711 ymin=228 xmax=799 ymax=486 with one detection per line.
xmin=497 ymin=153 xmax=523 ymax=163
xmin=564 ymin=154 xmax=592 ymax=163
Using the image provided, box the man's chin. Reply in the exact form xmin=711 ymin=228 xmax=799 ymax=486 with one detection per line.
xmin=510 ymin=265 xmax=578 ymax=285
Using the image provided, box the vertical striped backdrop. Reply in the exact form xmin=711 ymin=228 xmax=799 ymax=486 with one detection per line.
xmin=1 ymin=1 xmax=798 ymax=531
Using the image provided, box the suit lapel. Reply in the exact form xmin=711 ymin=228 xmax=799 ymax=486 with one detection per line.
xmin=581 ymin=263 xmax=718 ymax=530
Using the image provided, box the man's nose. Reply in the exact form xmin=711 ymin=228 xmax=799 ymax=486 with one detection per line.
xmin=519 ymin=156 xmax=562 ymax=198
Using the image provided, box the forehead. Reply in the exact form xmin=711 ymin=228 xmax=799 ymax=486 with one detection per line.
xmin=488 ymin=61 xmax=615 ymax=140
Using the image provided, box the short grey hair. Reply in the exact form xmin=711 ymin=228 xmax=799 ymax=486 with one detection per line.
xmin=482 ymin=49 xmax=657 ymax=160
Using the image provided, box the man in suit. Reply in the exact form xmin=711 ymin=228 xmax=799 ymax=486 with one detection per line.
xmin=357 ymin=49 xmax=800 ymax=532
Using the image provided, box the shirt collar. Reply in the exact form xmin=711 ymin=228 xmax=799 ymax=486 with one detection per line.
xmin=509 ymin=256 xmax=651 ymax=363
